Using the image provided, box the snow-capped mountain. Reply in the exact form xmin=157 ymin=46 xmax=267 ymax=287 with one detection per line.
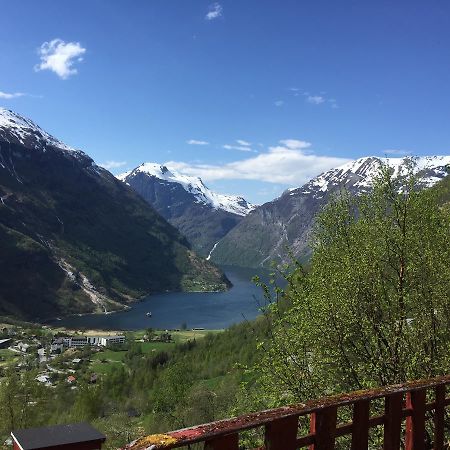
xmin=0 ymin=108 xmax=75 ymax=152
xmin=119 ymin=163 xmax=254 ymax=216
xmin=294 ymin=156 xmax=450 ymax=198
xmin=211 ymin=156 xmax=450 ymax=268
xmin=119 ymin=163 xmax=255 ymax=256
xmin=0 ymin=109 xmax=229 ymax=320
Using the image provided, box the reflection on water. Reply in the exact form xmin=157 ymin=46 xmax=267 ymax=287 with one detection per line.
xmin=53 ymin=266 xmax=277 ymax=330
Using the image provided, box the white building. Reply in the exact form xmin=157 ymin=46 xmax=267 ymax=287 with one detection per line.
xmin=17 ymin=342 xmax=30 ymax=352
xmin=62 ymin=337 xmax=88 ymax=348
xmin=55 ymin=335 xmax=125 ymax=349
xmin=37 ymin=348 xmax=47 ymax=363
xmin=99 ymin=336 xmax=125 ymax=346
xmin=35 ymin=374 xmax=51 ymax=386
xmin=50 ymin=338 xmax=64 ymax=353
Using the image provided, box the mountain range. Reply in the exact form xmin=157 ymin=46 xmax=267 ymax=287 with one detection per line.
xmin=0 ymin=109 xmax=229 ymax=320
xmin=117 ymin=156 xmax=450 ymax=270
xmin=1 ymin=108 xmax=449 ymax=321
xmin=118 ymin=164 xmax=254 ymax=256
xmin=209 ymin=156 xmax=450 ymax=267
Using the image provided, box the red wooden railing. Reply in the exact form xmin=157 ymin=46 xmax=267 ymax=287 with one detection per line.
xmin=124 ymin=375 xmax=450 ymax=450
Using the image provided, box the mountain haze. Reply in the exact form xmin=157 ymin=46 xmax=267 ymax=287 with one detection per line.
xmin=119 ymin=163 xmax=254 ymax=256
xmin=210 ymin=156 xmax=450 ymax=268
xmin=0 ymin=109 xmax=229 ymax=320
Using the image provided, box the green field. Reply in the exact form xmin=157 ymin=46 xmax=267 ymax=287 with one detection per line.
xmin=171 ymin=329 xmax=222 ymax=341
xmin=90 ymin=360 xmax=122 ymax=375
xmin=89 ymin=349 xmax=125 ymax=374
xmin=88 ymin=330 xmax=223 ymax=375
xmin=91 ymin=350 xmax=127 ymax=362
xmin=130 ymin=329 xmax=221 ymax=342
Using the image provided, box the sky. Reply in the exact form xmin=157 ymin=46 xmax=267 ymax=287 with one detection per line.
xmin=1 ymin=0 xmax=450 ymax=204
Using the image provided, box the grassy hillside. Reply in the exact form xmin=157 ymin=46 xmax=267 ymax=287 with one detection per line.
xmin=0 ymin=320 xmax=269 ymax=449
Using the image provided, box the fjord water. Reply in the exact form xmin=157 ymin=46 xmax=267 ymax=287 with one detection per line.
xmin=54 ymin=266 xmax=274 ymax=330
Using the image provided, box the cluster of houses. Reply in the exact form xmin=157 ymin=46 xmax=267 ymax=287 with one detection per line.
xmin=4 ymin=334 xmax=125 ymax=357
xmin=0 ymin=329 xmax=126 ymax=389
xmin=30 ymin=335 xmax=125 ymax=388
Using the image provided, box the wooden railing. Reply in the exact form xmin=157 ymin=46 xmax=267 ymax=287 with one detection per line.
xmin=124 ymin=375 xmax=450 ymax=450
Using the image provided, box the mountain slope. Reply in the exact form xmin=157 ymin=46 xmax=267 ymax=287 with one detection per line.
xmin=119 ymin=163 xmax=254 ymax=256
xmin=0 ymin=109 xmax=229 ymax=320
xmin=210 ymin=156 xmax=450 ymax=268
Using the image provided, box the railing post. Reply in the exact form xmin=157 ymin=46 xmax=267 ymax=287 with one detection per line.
xmin=405 ymin=389 xmax=426 ymax=450
xmin=383 ymin=392 xmax=403 ymax=450
xmin=264 ymin=416 xmax=298 ymax=450
xmin=433 ymin=385 xmax=445 ymax=450
xmin=351 ymin=399 xmax=370 ymax=450
xmin=204 ymin=433 xmax=239 ymax=450
xmin=309 ymin=406 xmax=338 ymax=450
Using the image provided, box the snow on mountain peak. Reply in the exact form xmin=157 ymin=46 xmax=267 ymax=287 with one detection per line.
xmin=119 ymin=162 xmax=255 ymax=216
xmin=301 ymin=155 xmax=450 ymax=196
xmin=0 ymin=108 xmax=75 ymax=152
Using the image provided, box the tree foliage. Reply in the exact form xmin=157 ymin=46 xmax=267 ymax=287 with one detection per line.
xmin=256 ymin=163 xmax=450 ymax=404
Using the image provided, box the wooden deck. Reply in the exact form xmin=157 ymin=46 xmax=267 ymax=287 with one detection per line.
xmin=123 ymin=375 xmax=450 ymax=449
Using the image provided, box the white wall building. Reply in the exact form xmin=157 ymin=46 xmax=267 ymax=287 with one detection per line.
xmin=100 ymin=336 xmax=125 ymax=346
xmin=55 ymin=335 xmax=125 ymax=349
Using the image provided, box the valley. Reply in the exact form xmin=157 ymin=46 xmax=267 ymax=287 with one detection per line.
xmin=119 ymin=163 xmax=255 ymax=256
xmin=1 ymin=111 xmax=449 ymax=450
xmin=0 ymin=109 xmax=229 ymax=321
xmin=118 ymin=155 xmax=450 ymax=269
xmin=3 ymin=4 xmax=450 ymax=450
xmin=1 ymin=107 xmax=449 ymax=322
xmin=51 ymin=266 xmax=272 ymax=330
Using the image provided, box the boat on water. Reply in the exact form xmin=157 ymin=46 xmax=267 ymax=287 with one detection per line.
xmin=146 ymin=312 xmax=152 ymax=317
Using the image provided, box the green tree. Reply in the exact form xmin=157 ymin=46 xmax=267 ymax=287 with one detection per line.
xmin=145 ymin=328 xmax=155 ymax=341
xmin=256 ymin=163 xmax=450 ymax=404
xmin=0 ymin=369 xmax=46 ymax=438
xmin=151 ymin=361 xmax=194 ymax=429
xmin=71 ymin=385 xmax=103 ymax=421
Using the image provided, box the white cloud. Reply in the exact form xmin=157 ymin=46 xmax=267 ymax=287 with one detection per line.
xmin=301 ymin=91 xmax=339 ymax=108
xmin=35 ymin=39 xmax=86 ymax=79
xmin=205 ymin=3 xmax=223 ymax=20
xmin=274 ymin=100 xmax=284 ymax=107
xmin=187 ymin=139 xmax=209 ymax=145
xmin=306 ymin=95 xmax=325 ymax=105
xmin=288 ymin=87 xmax=300 ymax=97
xmin=236 ymin=139 xmax=251 ymax=146
xmin=0 ymin=91 xmax=25 ymax=99
xmin=166 ymin=139 xmax=349 ymax=186
xmin=100 ymin=160 xmax=127 ymax=170
xmin=279 ymin=139 xmax=311 ymax=150
xmin=223 ymin=144 xmax=256 ymax=152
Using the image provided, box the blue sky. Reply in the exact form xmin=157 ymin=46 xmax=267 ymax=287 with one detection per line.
xmin=1 ymin=0 xmax=450 ymax=203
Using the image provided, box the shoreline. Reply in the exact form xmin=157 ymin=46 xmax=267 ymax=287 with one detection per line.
xmin=2 ymin=267 xmax=264 ymax=332
xmin=45 ymin=284 xmax=231 ymax=324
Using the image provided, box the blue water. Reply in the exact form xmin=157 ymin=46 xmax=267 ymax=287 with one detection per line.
xmin=53 ymin=266 xmax=274 ymax=330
